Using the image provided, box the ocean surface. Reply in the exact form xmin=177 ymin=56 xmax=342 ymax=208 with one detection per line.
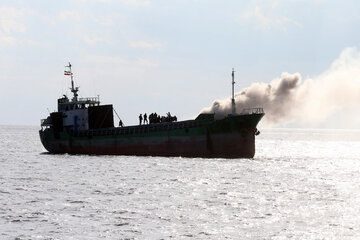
xmin=1 ymin=126 xmax=360 ymax=240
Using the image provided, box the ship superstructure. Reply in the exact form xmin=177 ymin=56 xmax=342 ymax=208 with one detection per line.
xmin=41 ymin=63 xmax=114 ymax=133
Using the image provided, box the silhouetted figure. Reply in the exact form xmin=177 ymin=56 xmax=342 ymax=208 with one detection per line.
xmin=152 ymin=112 xmax=157 ymax=123
xmin=155 ymin=113 xmax=160 ymax=123
xmin=144 ymin=113 xmax=148 ymax=124
xmin=149 ymin=112 xmax=171 ymax=124
xmin=149 ymin=113 xmax=153 ymax=123
xmin=139 ymin=114 xmax=143 ymax=125
xmin=162 ymin=112 xmax=177 ymax=122
xmin=119 ymin=120 xmax=124 ymax=127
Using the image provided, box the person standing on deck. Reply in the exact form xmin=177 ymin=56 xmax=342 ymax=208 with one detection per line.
xmin=139 ymin=114 xmax=143 ymax=125
xmin=144 ymin=113 xmax=148 ymax=124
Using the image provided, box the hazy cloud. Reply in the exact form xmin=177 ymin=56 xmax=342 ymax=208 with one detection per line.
xmin=84 ymin=35 xmax=113 ymax=46
xmin=0 ymin=6 xmax=33 ymax=33
xmin=123 ymin=0 xmax=151 ymax=7
xmin=129 ymin=40 xmax=163 ymax=49
xmin=136 ymin=57 xmax=159 ymax=67
xmin=71 ymin=0 xmax=113 ymax=3
xmin=0 ymin=35 xmax=17 ymax=46
xmin=59 ymin=10 xmax=81 ymax=22
xmin=0 ymin=6 xmax=38 ymax=48
xmin=0 ymin=35 xmax=39 ymax=48
xmin=72 ymin=0 xmax=150 ymax=7
xmin=93 ymin=17 xmax=115 ymax=26
xmin=239 ymin=3 xmax=302 ymax=31
xmin=85 ymin=54 xmax=158 ymax=67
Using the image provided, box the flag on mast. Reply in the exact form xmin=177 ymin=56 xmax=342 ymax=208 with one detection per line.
xmin=64 ymin=70 xmax=71 ymax=75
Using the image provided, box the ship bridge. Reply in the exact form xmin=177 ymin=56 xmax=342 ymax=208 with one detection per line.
xmin=58 ymin=95 xmax=100 ymax=112
xmin=41 ymin=62 xmax=109 ymax=132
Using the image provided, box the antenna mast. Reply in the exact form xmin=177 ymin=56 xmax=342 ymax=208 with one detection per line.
xmin=231 ymin=68 xmax=236 ymax=115
xmin=65 ymin=62 xmax=79 ymax=102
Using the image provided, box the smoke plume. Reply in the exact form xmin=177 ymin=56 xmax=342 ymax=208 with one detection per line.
xmin=201 ymin=47 xmax=360 ymax=127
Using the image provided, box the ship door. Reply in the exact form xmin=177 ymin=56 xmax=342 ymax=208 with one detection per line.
xmin=74 ymin=116 xmax=78 ymax=131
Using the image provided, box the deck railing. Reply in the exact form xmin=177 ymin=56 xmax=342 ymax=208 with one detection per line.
xmin=57 ymin=97 xmax=100 ymax=105
xmin=69 ymin=118 xmax=214 ymax=137
xmin=78 ymin=97 xmax=100 ymax=103
xmin=240 ymin=107 xmax=264 ymax=115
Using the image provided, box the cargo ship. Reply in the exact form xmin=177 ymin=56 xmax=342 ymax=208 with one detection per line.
xmin=39 ymin=63 xmax=264 ymax=158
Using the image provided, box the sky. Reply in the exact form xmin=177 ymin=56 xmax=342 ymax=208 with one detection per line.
xmin=1 ymin=0 xmax=360 ymax=128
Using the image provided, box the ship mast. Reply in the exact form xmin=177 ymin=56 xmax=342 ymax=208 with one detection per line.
xmin=65 ymin=62 xmax=79 ymax=102
xmin=231 ymin=68 xmax=236 ymax=115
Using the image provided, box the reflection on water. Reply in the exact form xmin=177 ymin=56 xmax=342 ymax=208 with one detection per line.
xmin=1 ymin=126 xmax=360 ymax=239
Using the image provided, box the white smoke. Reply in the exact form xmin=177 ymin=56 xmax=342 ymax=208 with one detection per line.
xmin=202 ymin=47 xmax=360 ymax=127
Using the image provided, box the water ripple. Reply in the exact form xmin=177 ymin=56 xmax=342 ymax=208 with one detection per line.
xmin=1 ymin=126 xmax=360 ymax=239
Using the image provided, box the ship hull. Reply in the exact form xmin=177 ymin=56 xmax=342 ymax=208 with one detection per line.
xmin=40 ymin=114 xmax=263 ymax=158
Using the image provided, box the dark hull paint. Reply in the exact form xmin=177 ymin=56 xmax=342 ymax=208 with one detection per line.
xmin=40 ymin=113 xmax=264 ymax=158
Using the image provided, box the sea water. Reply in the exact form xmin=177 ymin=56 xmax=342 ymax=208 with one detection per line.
xmin=1 ymin=126 xmax=360 ymax=239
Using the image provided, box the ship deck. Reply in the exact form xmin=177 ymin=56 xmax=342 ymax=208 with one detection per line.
xmin=69 ymin=118 xmax=214 ymax=138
